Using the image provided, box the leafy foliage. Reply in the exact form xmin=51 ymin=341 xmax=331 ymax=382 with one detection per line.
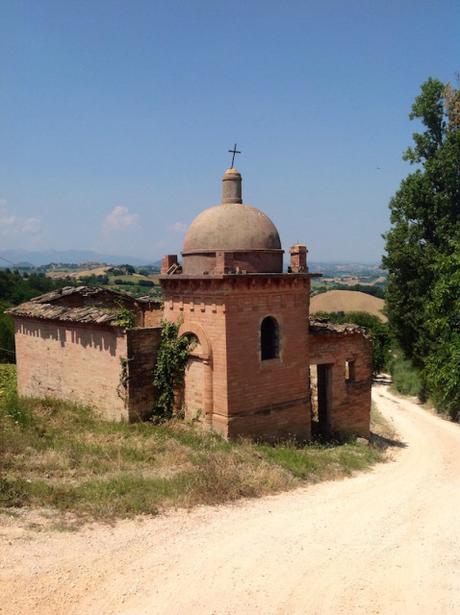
xmin=423 ymin=246 xmax=460 ymax=420
xmin=383 ymin=77 xmax=460 ymax=417
xmin=0 ymin=269 xmax=77 ymax=363
xmin=0 ymin=305 xmax=15 ymax=363
xmin=0 ymin=268 xmax=72 ymax=305
xmin=388 ymin=352 xmax=423 ymax=398
xmin=152 ymin=320 xmax=192 ymax=421
xmin=115 ymin=306 xmax=136 ymax=329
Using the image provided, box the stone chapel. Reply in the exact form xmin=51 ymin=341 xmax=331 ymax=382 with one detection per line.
xmin=9 ymin=167 xmax=373 ymax=441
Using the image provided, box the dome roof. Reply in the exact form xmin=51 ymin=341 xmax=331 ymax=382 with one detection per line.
xmin=182 ymin=202 xmax=282 ymax=254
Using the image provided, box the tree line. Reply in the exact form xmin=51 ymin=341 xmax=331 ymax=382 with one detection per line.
xmin=384 ymin=77 xmax=460 ymax=420
xmin=0 ymin=270 xmax=72 ymax=363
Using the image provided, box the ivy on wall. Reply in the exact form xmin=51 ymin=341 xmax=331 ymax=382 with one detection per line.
xmin=152 ymin=320 xmax=193 ymax=421
xmin=115 ymin=306 xmax=136 ymax=329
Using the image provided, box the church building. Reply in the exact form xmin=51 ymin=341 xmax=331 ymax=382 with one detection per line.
xmin=8 ymin=166 xmax=372 ymax=441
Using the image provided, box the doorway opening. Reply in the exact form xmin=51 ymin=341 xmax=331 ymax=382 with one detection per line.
xmin=310 ymin=363 xmax=332 ymax=438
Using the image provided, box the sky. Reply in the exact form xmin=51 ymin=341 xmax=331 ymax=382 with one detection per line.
xmin=1 ymin=1 xmax=460 ymax=264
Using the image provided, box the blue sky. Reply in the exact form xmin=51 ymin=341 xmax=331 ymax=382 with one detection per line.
xmin=1 ymin=0 xmax=459 ymax=263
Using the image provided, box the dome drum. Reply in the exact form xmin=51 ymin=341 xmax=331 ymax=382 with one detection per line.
xmin=182 ymin=248 xmax=284 ymax=275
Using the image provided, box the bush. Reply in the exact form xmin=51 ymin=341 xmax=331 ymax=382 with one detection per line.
xmin=389 ymin=353 xmax=423 ymax=398
xmin=152 ymin=320 xmax=192 ymax=421
xmin=0 ymin=307 xmax=15 ymax=363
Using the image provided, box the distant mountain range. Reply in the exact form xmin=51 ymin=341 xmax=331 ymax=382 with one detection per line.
xmin=0 ymin=249 xmax=160 ymax=268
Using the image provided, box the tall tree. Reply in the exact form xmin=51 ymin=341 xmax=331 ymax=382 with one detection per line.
xmin=383 ymin=77 xmax=460 ymax=408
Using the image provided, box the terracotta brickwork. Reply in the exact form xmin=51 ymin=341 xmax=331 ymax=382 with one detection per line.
xmin=141 ymin=305 xmax=163 ymax=328
xmin=309 ymin=330 xmax=372 ymax=438
xmin=161 ymin=274 xmax=312 ymax=441
xmin=13 ymin=317 xmax=128 ymax=421
xmin=183 ymin=356 xmax=205 ymax=420
xmin=162 ymin=278 xmax=227 ymax=431
xmin=126 ymin=327 xmax=162 ymax=421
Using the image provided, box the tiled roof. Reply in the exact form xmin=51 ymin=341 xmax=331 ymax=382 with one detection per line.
xmin=309 ymin=317 xmax=370 ymax=338
xmin=5 ymin=286 xmax=159 ymax=327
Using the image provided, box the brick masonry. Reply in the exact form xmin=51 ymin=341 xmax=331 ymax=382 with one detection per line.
xmin=126 ymin=327 xmax=162 ymax=421
xmin=309 ymin=331 xmax=373 ymax=438
xmin=13 ymin=316 xmax=129 ymax=420
xmin=161 ymin=274 xmax=312 ymax=441
xmin=11 ymin=284 xmax=372 ymax=438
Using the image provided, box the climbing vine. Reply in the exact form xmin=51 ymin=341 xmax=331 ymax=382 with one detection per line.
xmin=152 ymin=320 xmax=193 ymax=421
xmin=115 ymin=305 xmax=136 ymax=329
xmin=117 ymin=356 xmax=129 ymax=401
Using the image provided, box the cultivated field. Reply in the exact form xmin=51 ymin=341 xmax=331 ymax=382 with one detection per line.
xmin=310 ymin=290 xmax=387 ymax=321
xmin=46 ymin=266 xmax=111 ymax=279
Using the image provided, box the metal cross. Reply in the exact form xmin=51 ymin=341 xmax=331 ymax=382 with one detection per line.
xmin=228 ymin=143 xmax=241 ymax=167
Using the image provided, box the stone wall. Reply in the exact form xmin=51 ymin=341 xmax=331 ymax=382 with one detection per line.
xmin=309 ymin=331 xmax=372 ymax=438
xmin=13 ymin=317 xmax=128 ymax=421
xmin=126 ymin=327 xmax=162 ymax=421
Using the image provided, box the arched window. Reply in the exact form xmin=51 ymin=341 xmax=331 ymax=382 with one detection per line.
xmin=261 ymin=316 xmax=280 ymax=360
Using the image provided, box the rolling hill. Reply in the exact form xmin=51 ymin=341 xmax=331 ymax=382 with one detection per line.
xmin=310 ymin=290 xmax=387 ymax=322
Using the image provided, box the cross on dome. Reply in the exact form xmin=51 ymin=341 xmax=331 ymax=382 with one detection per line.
xmin=228 ymin=143 xmax=241 ymax=168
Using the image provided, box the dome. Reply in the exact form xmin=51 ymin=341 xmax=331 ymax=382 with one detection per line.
xmin=180 ymin=167 xmax=284 ymax=275
xmin=182 ymin=202 xmax=282 ymax=254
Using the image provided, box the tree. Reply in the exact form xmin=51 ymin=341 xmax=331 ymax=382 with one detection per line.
xmin=424 ymin=244 xmax=460 ymax=420
xmin=383 ymin=77 xmax=460 ymax=412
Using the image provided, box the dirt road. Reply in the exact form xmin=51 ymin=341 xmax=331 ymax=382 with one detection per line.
xmin=1 ymin=385 xmax=460 ymax=614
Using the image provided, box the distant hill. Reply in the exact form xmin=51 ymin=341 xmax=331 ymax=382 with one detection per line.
xmin=310 ymin=290 xmax=387 ymax=322
xmin=308 ymin=262 xmax=386 ymax=276
xmin=0 ymin=249 xmax=160 ymax=268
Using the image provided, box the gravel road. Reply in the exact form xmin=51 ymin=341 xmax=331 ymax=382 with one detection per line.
xmin=1 ymin=384 xmax=460 ymax=614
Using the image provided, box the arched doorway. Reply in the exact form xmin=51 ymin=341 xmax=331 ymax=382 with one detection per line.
xmin=178 ymin=323 xmax=213 ymax=426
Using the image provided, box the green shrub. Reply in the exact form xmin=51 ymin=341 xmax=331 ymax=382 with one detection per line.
xmin=389 ymin=353 xmax=423 ymax=397
xmin=152 ymin=320 xmax=192 ymax=421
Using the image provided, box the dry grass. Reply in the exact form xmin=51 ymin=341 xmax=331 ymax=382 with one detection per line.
xmin=310 ymin=290 xmax=387 ymax=322
xmin=46 ymin=267 xmax=111 ymax=280
xmin=0 ymin=365 xmax=385 ymax=521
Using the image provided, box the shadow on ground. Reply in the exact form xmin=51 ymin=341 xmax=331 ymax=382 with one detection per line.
xmin=370 ymin=432 xmax=407 ymax=450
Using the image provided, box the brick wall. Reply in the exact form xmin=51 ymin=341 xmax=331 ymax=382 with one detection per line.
xmin=126 ymin=327 xmax=162 ymax=421
xmin=13 ymin=317 xmax=128 ymax=421
xmin=309 ymin=332 xmax=372 ymax=438
xmin=142 ymin=305 xmax=163 ymax=328
xmin=224 ymin=277 xmax=311 ymax=440
xmin=162 ymin=281 xmax=228 ymax=430
xmin=183 ymin=356 xmax=204 ymax=420
xmin=161 ymin=275 xmax=312 ymax=441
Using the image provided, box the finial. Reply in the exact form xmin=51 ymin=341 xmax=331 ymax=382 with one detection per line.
xmin=228 ymin=143 xmax=241 ymax=168
xmin=222 ymin=167 xmax=242 ymax=204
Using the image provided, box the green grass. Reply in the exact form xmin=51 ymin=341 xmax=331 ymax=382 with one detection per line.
xmin=0 ymin=365 xmax=385 ymax=521
xmin=389 ymin=353 xmax=423 ymax=397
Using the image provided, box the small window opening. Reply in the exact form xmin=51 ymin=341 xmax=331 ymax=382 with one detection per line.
xmin=345 ymin=360 xmax=355 ymax=383
xmin=261 ymin=316 xmax=279 ymax=361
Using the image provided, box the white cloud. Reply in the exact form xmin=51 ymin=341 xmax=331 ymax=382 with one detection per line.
xmin=0 ymin=199 xmax=41 ymax=236
xmin=169 ymin=221 xmax=187 ymax=233
xmin=102 ymin=205 xmax=139 ymax=234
